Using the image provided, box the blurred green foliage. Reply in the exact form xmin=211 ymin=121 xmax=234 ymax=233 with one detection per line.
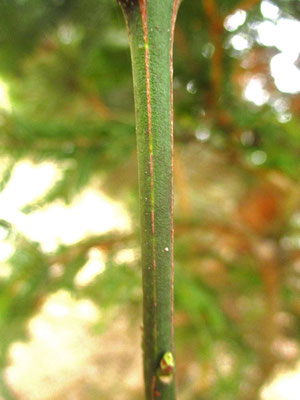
xmin=1 ymin=0 xmax=300 ymax=399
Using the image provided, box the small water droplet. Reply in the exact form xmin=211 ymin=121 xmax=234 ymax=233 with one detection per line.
xmin=186 ymin=80 xmax=197 ymax=94
xmin=195 ymin=127 xmax=210 ymax=142
xmin=202 ymin=42 xmax=215 ymax=58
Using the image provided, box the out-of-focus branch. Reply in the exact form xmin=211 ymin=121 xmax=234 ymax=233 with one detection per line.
xmin=48 ymin=232 xmax=135 ymax=266
xmin=39 ymin=39 xmax=117 ymax=122
xmin=239 ymin=240 xmax=282 ymax=400
xmin=257 ymin=241 xmax=281 ymax=363
xmin=202 ymin=0 xmax=261 ymax=122
xmin=86 ymin=93 xmax=114 ymax=120
xmin=202 ymin=0 xmax=224 ymax=112
xmin=174 ymin=148 xmax=192 ymax=218
xmin=228 ymin=0 xmax=261 ymax=15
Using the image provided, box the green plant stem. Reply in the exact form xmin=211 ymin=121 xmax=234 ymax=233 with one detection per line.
xmin=118 ymin=1 xmax=180 ymax=399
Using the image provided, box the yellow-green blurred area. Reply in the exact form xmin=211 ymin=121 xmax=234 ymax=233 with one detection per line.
xmin=1 ymin=0 xmax=300 ymax=399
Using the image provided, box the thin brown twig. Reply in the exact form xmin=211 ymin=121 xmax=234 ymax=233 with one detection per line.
xmin=228 ymin=0 xmax=261 ymax=16
xmin=174 ymin=148 xmax=192 ymax=218
xmin=202 ymin=0 xmax=224 ymax=112
xmin=86 ymin=93 xmax=115 ymax=120
xmin=202 ymin=0 xmax=261 ymax=118
xmin=48 ymin=232 xmax=135 ymax=265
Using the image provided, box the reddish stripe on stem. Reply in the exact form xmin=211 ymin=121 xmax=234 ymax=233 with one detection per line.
xmin=170 ymin=0 xmax=180 ymax=350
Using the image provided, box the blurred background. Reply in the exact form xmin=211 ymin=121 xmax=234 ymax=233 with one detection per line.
xmin=0 ymin=0 xmax=300 ymax=399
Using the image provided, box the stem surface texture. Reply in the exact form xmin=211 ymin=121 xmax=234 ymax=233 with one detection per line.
xmin=118 ymin=1 xmax=180 ymax=399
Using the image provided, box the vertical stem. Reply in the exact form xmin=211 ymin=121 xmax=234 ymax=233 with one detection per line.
xmin=118 ymin=1 xmax=180 ymax=399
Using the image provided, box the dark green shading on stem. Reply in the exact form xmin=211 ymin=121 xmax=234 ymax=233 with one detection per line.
xmin=118 ymin=0 xmax=180 ymax=399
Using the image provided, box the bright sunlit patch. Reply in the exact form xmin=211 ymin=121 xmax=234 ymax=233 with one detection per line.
xmin=0 ymin=80 xmax=11 ymax=111
xmin=254 ymin=17 xmax=300 ymax=95
xmin=6 ymin=290 xmax=101 ymax=400
xmin=230 ymin=34 xmax=251 ymax=51
xmin=16 ymin=189 xmax=131 ymax=252
xmin=44 ymin=302 xmax=70 ymax=318
xmin=0 ymin=263 xmax=12 ymax=279
xmin=0 ymin=160 xmax=59 ymax=211
xmin=0 ymin=161 xmax=130 ymax=252
xmin=9 ymin=343 xmax=28 ymax=362
xmin=271 ymin=54 xmax=300 ymax=94
xmin=75 ymin=299 xmax=99 ymax=322
xmin=224 ymin=9 xmax=247 ymax=32
xmin=0 ymin=241 xmax=14 ymax=262
xmin=75 ymin=248 xmax=106 ymax=287
xmin=260 ymin=0 xmax=280 ymax=21
xmin=45 ymin=291 xmax=100 ymax=322
xmin=261 ymin=362 xmax=300 ymax=400
xmin=256 ymin=18 xmax=300 ymax=56
xmin=256 ymin=20 xmax=277 ymax=47
xmin=0 ymin=226 xmax=8 ymax=241
xmin=0 ymin=159 xmax=131 ymax=253
xmin=275 ymin=19 xmax=300 ymax=55
xmin=114 ymin=248 xmax=137 ymax=265
xmin=243 ymin=76 xmax=270 ymax=106
xmin=0 ymin=224 xmax=13 ymax=264
xmin=0 ymin=219 xmax=13 ymax=265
